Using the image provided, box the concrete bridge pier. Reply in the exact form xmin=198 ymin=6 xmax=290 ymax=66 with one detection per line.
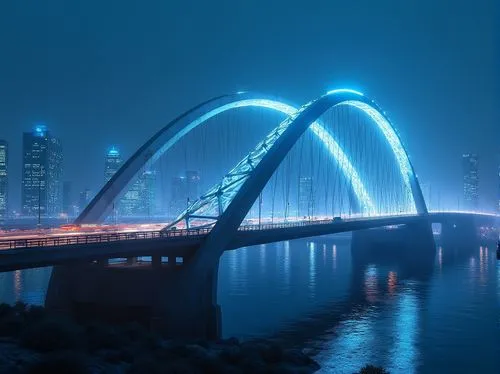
xmin=45 ymin=256 xmax=221 ymax=340
xmin=351 ymin=221 xmax=436 ymax=275
xmin=439 ymin=216 xmax=477 ymax=248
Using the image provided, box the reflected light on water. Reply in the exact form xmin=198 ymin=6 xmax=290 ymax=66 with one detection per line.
xmin=283 ymin=241 xmax=290 ymax=289
xmin=332 ymin=244 xmax=337 ymax=270
xmin=14 ymin=270 xmax=22 ymax=301
xmin=309 ymin=242 xmax=316 ymax=297
xmin=259 ymin=244 xmax=266 ymax=274
xmin=321 ymin=311 xmax=376 ymax=372
xmin=364 ymin=265 xmax=378 ymax=303
xmin=390 ymin=290 xmax=418 ymax=373
xmin=388 ymin=271 xmax=397 ymax=295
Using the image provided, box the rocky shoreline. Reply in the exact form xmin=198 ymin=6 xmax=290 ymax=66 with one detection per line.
xmin=0 ymin=302 xmax=320 ymax=373
xmin=0 ymin=302 xmax=390 ymax=373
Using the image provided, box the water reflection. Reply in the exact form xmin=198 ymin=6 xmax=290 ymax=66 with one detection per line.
xmin=391 ymin=289 xmax=418 ymax=373
xmin=14 ymin=270 xmax=22 ymax=301
xmin=0 ymin=236 xmax=497 ymax=373
xmin=387 ymin=271 xmax=397 ymax=295
xmin=309 ymin=242 xmax=316 ymax=298
xmin=282 ymin=241 xmax=290 ymax=291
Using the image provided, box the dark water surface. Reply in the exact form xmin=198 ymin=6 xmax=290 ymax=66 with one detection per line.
xmin=1 ymin=235 xmax=498 ymax=373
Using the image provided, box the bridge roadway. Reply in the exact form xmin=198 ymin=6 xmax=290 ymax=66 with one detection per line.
xmin=0 ymin=212 xmax=495 ymax=272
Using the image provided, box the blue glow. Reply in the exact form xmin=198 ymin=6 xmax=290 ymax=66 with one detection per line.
xmin=338 ymin=100 xmax=416 ymax=213
xmin=107 ymin=146 xmax=120 ymax=156
xmin=33 ymin=123 xmax=47 ymax=137
xmin=152 ymin=97 xmax=376 ymax=217
xmin=326 ymin=88 xmax=364 ymax=96
xmin=167 ymin=90 xmax=423 ymax=227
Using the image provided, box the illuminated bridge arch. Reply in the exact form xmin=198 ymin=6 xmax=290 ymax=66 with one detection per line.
xmin=170 ymin=89 xmax=427 ymax=267
xmin=76 ymin=92 xmax=376 ymax=224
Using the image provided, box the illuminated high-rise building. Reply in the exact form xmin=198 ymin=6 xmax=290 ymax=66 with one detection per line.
xmin=21 ymin=124 xmax=63 ymax=217
xmin=298 ymin=176 xmax=313 ymax=218
xmin=104 ymin=146 xmax=122 ymax=183
xmin=462 ymin=153 xmax=479 ymax=211
xmin=0 ymin=140 xmax=8 ymax=219
xmin=120 ymin=170 xmax=156 ymax=216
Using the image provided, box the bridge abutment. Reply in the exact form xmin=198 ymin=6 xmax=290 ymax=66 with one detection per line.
xmin=45 ymin=258 xmax=221 ymax=340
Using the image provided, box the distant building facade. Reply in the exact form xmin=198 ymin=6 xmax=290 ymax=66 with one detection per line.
xmin=62 ymin=181 xmax=73 ymax=216
xmin=21 ymin=125 xmax=63 ymax=217
xmin=104 ymin=146 xmax=122 ymax=183
xmin=298 ymin=176 xmax=313 ymax=218
xmin=0 ymin=140 xmax=8 ymax=219
xmin=462 ymin=153 xmax=479 ymax=211
xmin=78 ymin=188 xmax=92 ymax=214
xmin=120 ymin=170 xmax=156 ymax=216
xmin=169 ymin=171 xmax=200 ymax=217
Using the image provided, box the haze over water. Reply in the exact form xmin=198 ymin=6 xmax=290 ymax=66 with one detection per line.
xmin=1 ymin=235 xmax=498 ymax=373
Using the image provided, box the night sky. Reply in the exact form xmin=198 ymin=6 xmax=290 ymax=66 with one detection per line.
xmin=0 ymin=0 xmax=498 ymax=212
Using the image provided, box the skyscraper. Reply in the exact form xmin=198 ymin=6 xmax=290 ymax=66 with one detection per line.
xmin=120 ymin=170 xmax=156 ymax=216
xmin=104 ymin=146 xmax=122 ymax=183
xmin=170 ymin=175 xmax=187 ymax=217
xmin=462 ymin=153 xmax=479 ymax=211
xmin=21 ymin=124 xmax=63 ymax=217
xmin=0 ymin=140 xmax=8 ymax=219
xmin=62 ymin=181 xmax=73 ymax=216
xmin=78 ymin=188 xmax=92 ymax=214
xmin=169 ymin=171 xmax=200 ymax=217
xmin=298 ymin=176 xmax=313 ymax=218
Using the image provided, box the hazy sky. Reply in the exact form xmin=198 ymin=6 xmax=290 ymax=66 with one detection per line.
xmin=0 ymin=0 xmax=498 ymax=211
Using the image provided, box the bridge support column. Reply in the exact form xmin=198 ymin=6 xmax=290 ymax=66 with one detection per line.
xmin=45 ymin=258 xmax=221 ymax=340
xmin=351 ymin=221 xmax=436 ymax=275
xmin=439 ymin=216 xmax=477 ymax=248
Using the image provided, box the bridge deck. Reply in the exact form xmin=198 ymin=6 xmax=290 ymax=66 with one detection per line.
xmin=0 ymin=212 xmax=495 ymax=272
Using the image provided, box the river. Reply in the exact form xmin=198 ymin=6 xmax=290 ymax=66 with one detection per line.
xmin=0 ymin=234 xmax=498 ymax=373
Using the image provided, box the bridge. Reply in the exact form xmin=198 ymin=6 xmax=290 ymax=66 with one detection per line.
xmin=0 ymin=212 xmax=496 ymax=272
xmin=1 ymin=88 xmax=498 ymax=339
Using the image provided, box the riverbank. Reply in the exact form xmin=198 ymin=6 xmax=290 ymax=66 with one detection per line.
xmin=0 ymin=302 xmax=322 ymax=373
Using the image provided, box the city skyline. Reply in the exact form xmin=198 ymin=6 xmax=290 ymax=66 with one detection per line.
xmin=0 ymin=119 xmax=498 ymax=218
xmin=0 ymin=1 xmax=498 ymax=217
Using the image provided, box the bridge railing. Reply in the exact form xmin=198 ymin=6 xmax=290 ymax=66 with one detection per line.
xmin=0 ymin=215 xmax=388 ymax=250
xmin=0 ymin=227 xmax=213 ymax=250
